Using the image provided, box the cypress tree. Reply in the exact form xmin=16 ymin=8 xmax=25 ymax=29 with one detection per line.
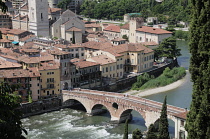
xmin=185 ymin=0 xmax=210 ymax=138
xmin=146 ymin=124 xmax=157 ymax=139
xmin=123 ymin=119 xmax=129 ymax=139
xmin=158 ymin=96 xmax=169 ymax=139
xmin=72 ymin=30 xmax=75 ymax=44
xmin=132 ymin=128 xmax=143 ymax=139
xmin=0 ymin=31 xmax=2 ymax=39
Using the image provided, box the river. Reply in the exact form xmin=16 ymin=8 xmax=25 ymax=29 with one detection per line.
xmin=22 ymin=40 xmax=192 ymax=139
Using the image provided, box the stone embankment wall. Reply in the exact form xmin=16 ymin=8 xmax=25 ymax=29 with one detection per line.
xmin=21 ymin=97 xmax=62 ymax=118
xmin=95 ymin=59 xmax=178 ymax=92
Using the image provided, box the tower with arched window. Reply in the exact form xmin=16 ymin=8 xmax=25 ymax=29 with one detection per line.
xmin=28 ymin=0 xmax=49 ymax=37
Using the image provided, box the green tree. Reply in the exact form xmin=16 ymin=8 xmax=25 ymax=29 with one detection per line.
xmin=0 ymin=82 xmax=27 ymax=138
xmin=185 ymin=0 xmax=210 ymax=139
xmin=57 ymin=0 xmax=72 ymax=9
xmin=0 ymin=31 xmax=2 ymax=39
xmin=146 ymin=124 xmax=157 ymax=139
xmin=132 ymin=128 xmax=143 ymax=139
xmin=122 ymin=35 xmax=129 ymax=41
xmin=156 ymin=37 xmax=181 ymax=59
xmin=123 ymin=119 xmax=129 ymax=139
xmin=0 ymin=0 xmax=8 ymax=13
xmin=158 ymin=96 xmax=169 ymax=139
xmin=72 ymin=30 xmax=75 ymax=44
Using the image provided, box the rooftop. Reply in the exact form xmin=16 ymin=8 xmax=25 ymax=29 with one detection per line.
xmin=136 ymin=26 xmax=172 ymax=34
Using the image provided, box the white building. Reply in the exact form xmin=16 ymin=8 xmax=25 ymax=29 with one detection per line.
xmin=51 ymin=10 xmax=85 ymax=43
xmin=28 ymin=0 xmax=49 ymax=37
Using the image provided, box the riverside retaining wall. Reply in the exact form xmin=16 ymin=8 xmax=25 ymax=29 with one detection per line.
xmin=94 ymin=59 xmax=178 ymax=92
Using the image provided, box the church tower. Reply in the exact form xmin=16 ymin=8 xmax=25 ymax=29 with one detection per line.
xmin=28 ymin=0 xmax=49 ymax=37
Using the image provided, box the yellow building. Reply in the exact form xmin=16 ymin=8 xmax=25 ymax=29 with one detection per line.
xmin=39 ymin=62 xmax=60 ymax=98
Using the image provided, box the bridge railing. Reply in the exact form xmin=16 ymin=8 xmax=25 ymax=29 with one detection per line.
xmin=63 ymin=89 xmax=187 ymax=115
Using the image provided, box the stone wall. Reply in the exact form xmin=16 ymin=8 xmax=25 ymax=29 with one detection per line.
xmin=21 ymin=97 xmax=62 ymax=118
xmin=94 ymin=59 xmax=178 ymax=92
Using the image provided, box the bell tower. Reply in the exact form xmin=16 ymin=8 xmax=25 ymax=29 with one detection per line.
xmin=28 ymin=0 xmax=49 ymax=37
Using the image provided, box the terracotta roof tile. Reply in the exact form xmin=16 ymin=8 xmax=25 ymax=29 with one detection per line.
xmin=111 ymin=38 xmax=126 ymax=41
xmin=120 ymin=24 xmax=129 ymax=30
xmin=88 ymin=55 xmax=116 ymax=65
xmin=39 ymin=62 xmax=59 ymax=70
xmin=0 ymin=69 xmax=40 ymax=78
xmin=104 ymin=25 xmax=120 ymax=33
xmin=85 ymin=23 xmax=101 ymax=28
xmin=141 ymin=41 xmax=158 ymax=46
xmin=0 ymin=39 xmax=12 ymax=43
xmin=136 ymin=26 xmax=172 ymax=34
xmin=73 ymin=61 xmax=99 ymax=68
xmin=48 ymin=8 xmax=62 ymax=13
xmin=0 ymin=59 xmax=22 ymax=69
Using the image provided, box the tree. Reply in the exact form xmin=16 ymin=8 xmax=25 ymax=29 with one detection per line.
xmin=57 ymin=0 xmax=72 ymax=10
xmin=132 ymin=128 xmax=143 ymax=139
xmin=185 ymin=0 xmax=210 ymax=139
xmin=122 ymin=35 xmax=129 ymax=41
xmin=0 ymin=82 xmax=27 ymax=138
xmin=123 ymin=119 xmax=129 ymax=139
xmin=146 ymin=124 xmax=157 ymax=139
xmin=0 ymin=0 xmax=8 ymax=13
xmin=72 ymin=30 xmax=75 ymax=44
xmin=0 ymin=31 xmax=2 ymax=39
xmin=155 ymin=37 xmax=181 ymax=59
xmin=158 ymin=96 xmax=169 ymax=139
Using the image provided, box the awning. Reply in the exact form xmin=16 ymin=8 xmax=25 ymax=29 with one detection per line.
xmin=12 ymin=41 xmax=19 ymax=44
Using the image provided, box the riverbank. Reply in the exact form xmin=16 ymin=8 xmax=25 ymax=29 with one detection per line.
xmin=125 ymin=70 xmax=189 ymax=97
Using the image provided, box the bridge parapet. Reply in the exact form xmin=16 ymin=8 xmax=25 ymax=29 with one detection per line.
xmin=62 ymin=89 xmax=188 ymax=139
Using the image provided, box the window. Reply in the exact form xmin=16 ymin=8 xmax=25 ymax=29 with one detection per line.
xmin=117 ymin=65 xmax=119 ymax=69
xmin=110 ymin=66 xmax=112 ymax=71
xmin=106 ymin=67 xmax=108 ymax=72
xmin=181 ymin=120 xmax=185 ymax=126
xmin=37 ymin=90 xmax=39 ymax=94
xmin=37 ymin=83 xmax=39 ymax=86
xmin=41 ymin=13 xmax=43 ymax=21
xmin=47 ymin=91 xmax=49 ymax=95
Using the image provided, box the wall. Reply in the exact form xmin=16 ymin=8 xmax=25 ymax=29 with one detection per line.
xmin=21 ymin=97 xmax=62 ymax=118
xmin=94 ymin=59 xmax=178 ymax=92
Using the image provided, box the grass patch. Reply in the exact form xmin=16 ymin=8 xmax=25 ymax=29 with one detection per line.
xmin=132 ymin=67 xmax=186 ymax=91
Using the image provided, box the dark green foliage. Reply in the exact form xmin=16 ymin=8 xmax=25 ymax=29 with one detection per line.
xmin=185 ymin=0 xmax=210 ymax=138
xmin=123 ymin=119 xmax=129 ymax=139
xmin=72 ymin=31 xmax=75 ymax=44
xmin=122 ymin=35 xmax=129 ymax=41
xmin=132 ymin=128 xmax=143 ymax=139
xmin=0 ymin=0 xmax=8 ymax=13
xmin=158 ymin=96 xmax=169 ymax=139
xmin=155 ymin=37 xmax=181 ymax=59
xmin=57 ymin=0 xmax=72 ymax=9
xmin=146 ymin=124 xmax=158 ymax=139
xmin=0 ymin=82 xmax=27 ymax=138
xmin=0 ymin=31 xmax=2 ymax=39
xmin=79 ymin=0 xmax=190 ymax=22
xmin=175 ymin=30 xmax=189 ymax=40
xmin=132 ymin=73 xmax=154 ymax=90
xmin=133 ymin=67 xmax=186 ymax=90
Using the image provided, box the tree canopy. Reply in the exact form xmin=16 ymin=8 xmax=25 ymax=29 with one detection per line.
xmin=57 ymin=0 xmax=72 ymax=9
xmin=185 ymin=0 xmax=210 ymax=138
xmin=79 ymin=0 xmax=191 ymax=23
xmin=0 ymin=0 xmax=8 ymax=13
xmin=132 ymin=128 xmax=143 ymax=139
xmin=0 ymin=83 xmax=27 ymax=138
xmin=154 ymin=37 xmax=181 ymax=60
xmin=158 ymin=96 xmax=169 ymax=139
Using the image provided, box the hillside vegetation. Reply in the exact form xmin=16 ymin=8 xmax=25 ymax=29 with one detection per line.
xmin=132 ymin=67 xmax=186 ymax=90
xmin=80 ymin=0 xmax=191 ymax=24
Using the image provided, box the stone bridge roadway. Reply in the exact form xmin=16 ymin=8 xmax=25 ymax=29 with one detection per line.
xmin=62 ymin=88 xmax=188 ymax=139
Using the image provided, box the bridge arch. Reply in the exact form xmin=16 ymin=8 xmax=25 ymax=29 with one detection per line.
xmin=119 ymin=108 xmax=146 ymax=124
xmin=63 ymin=98 xmax=89 ymax=113
xmin=90 ymin=103 xmax=115 ymax=119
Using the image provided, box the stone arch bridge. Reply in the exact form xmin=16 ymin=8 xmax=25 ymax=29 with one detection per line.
xmin=62 ymin=89 xmax=188 ymax=139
